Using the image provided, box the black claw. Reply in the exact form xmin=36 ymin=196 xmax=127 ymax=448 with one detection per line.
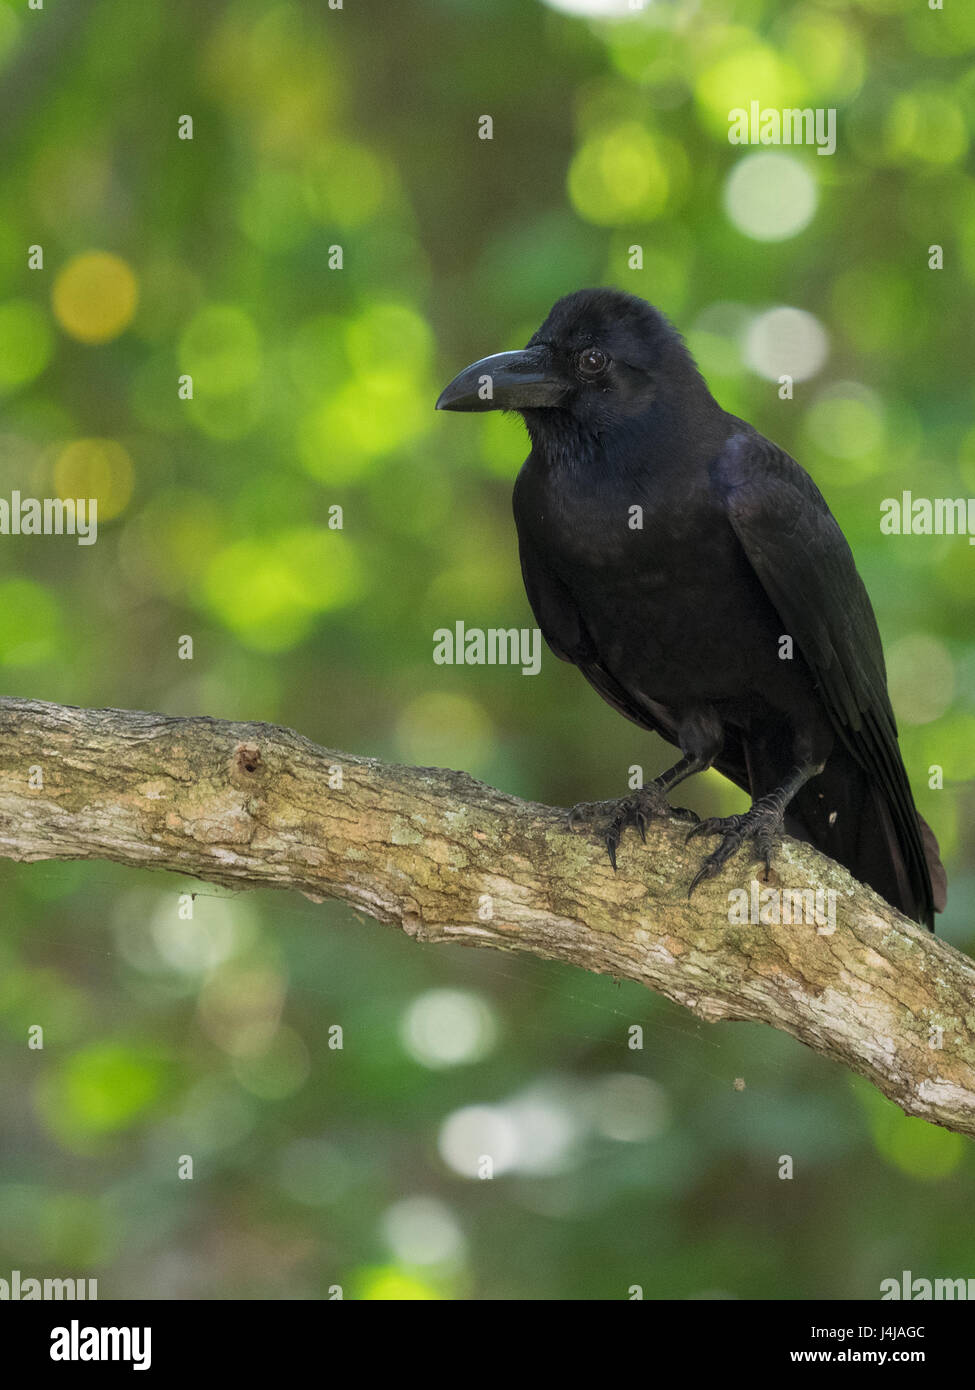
xmin=685 ymin=806 xmax=783 ymax=896
xmin=566 ymin=786 xmax=677 ymax=868
xmin=688 ymin=860 xmax=718 ymax=897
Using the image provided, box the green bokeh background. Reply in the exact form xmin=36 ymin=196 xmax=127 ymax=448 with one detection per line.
xmin=0 ymin=0 xmax=973 ymax=1299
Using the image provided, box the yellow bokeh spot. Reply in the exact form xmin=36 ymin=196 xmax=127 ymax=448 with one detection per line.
xmin=203 ymin=529 xmax=362 ymax=652
xmin=568 ymin=123 xmax=680 ymax=226
xmin=695 ymin=42 xmax=806 ymax=135
xmin=298 ymin=369 xmax=432 ymax=482
xmin=355 ymin=1265 xmax=443 ymax=1301
xmin=344 ymin=302 xmax=433 ymax=377
xmin=783 ymin=14 xmax=865 ymax=103
xmin=52 ymin=251 xmax=138 ymax=345
xmin=54 ymin=439 xmax=134 ymax=522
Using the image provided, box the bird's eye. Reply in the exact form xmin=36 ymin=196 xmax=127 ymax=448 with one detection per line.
xmin=577 ymin=346 xmax=609 ymax=377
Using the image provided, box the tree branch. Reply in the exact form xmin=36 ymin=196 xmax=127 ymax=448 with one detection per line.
xmin=1 ymin=696 xmax=972 ymax=1137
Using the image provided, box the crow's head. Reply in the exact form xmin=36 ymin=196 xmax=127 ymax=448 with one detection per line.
xmin=436 ymin=288 xmax=704 ymax=432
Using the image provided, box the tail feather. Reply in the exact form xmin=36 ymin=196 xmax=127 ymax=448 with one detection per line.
xmin=786 ymin=750 xmax=944 ymax=931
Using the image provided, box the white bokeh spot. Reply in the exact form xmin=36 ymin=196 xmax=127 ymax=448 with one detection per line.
xmin=381 ymin=1197 xmax=466 ymax=1266
xmin=438 ymin=1105 xmax=519 ymax=1178
xmin=744 ymin=305 xmax=829 ymax=383
xmin=541 ymin=0 xmax=647 ymax=16
xmin=400 ymin=988 xmax=498 ymax=1069
xmin=724 ymin=152 xmax=818 ymax=242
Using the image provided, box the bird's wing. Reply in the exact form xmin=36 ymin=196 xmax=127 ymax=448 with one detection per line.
xmin=711 ymin=430 xmax=934 ymax=920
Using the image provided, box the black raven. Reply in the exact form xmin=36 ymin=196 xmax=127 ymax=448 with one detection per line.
xmin=436 ymin=288 xmax=946 ymax=930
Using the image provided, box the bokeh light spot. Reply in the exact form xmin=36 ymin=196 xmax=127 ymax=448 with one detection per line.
xmin=355 ymin=1266 xmax=443 ymax=1300
xmin=381 ymin=1197 xmax=466 ymax=1267
xmin=344 ymin=302 xmax=432 ymax=377
xmin=542 ymin=0 xmax=637 ymax=14
xmin=298 ymin=372 xmax=432 ymax=482
xmin=179 ymin=304 xmax=262 ymax=396
xmin=438 ymin=1105 xmax=518 ymax=1178
xmin=0 ymin=301 xmax=53 ymax=389
xmin=887 ymin=86 xmax=969 ymax=166
xmin=568 ymin=123 xmax=680 ymax=225
xmin=591 ymin=1073 xmax=670 ymax=1143
xmin=54 ymin=438 xmax=134 ymax=521
xmin=148 ymin=893 xmax=244 ymax=975
xmin=37 ymin=1043 xmax=170 ymax=1147
xmin=805 ymin=382 xmax=886 ymax=470
xmin=239 ymin=166 xmax=312 ymax=252
xmin=887 ymin=634 xmax=955 ymax=726
xmin=400 ymin=989 xmax=498 ymax=1069
xmin=696 ymin=42 xmax=805 ymax=134
xmin=197 ymin=961 xmax=286 ymax=1059
xmin=304 ymin=142 xmax=388 ymax=229
xmin=52 ymin=251 xmax=138 ymax=345
xmin=783 ymin=13 xmax=865 ymax=101
xmin=0 ymin=578 xmax=61 ymax=667
xmin=203 ymin=529 xmax=362 ymax=652
xmin=724 ymin=152 xmax=818 ymax=242
xmin=744 ymin=306 xmax=829 ymax=383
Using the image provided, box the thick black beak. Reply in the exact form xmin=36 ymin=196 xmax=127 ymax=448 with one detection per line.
xmin=436 ymin=345 xmax=567 ymax=412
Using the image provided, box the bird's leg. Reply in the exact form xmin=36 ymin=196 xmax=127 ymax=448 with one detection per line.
xmin=686 ymin=762 xmax=821 ymax=895
xmin=568 ymin=755 xmax=707 ymax=872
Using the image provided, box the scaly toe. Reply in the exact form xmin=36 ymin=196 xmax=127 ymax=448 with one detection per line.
xmin=686 ymin=814 xmax=739 ymax=843
xmin=687 ymin=803 xmax=784 ymax=896
xmin=566 ymin=787 xmax=676 ymax=867
xmin=688 ymin=835 xmax=741 ymax=896
xmin=567 ymin=800 xmax=605 ymax=832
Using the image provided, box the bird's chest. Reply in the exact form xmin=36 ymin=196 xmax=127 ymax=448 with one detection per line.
xmin=516 ymin=458 xmax=776 ymax=700
xmin=519 ymin=461 xmax=715 ymax=600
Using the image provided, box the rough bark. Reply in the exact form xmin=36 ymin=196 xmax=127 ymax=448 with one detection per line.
xmin=0 ymin=696 xmax=972 ymax=1137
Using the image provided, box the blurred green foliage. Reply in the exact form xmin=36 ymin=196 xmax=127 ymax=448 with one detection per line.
xmin=0 ymin=0 xmax=973 ymax=1299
